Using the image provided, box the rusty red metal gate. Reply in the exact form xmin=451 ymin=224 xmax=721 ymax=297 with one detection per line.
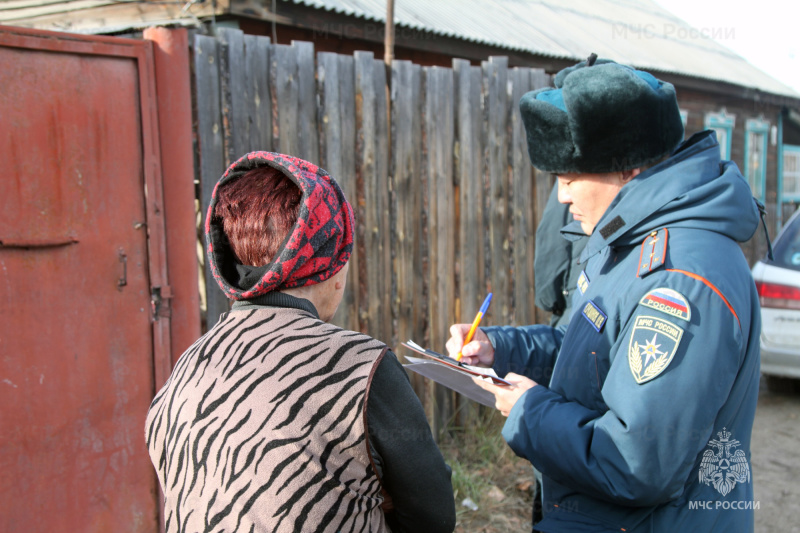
xmin=0 ymin=26 xmax=176 ymax=532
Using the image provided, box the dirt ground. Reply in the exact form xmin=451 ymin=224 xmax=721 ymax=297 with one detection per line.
xmin=439 ymin=412 xmax=535 ymax=533
xmin=448 ymin=374 xmax=800 ymax=532
xmin=752 ymin=375 xmax=800 ymax=532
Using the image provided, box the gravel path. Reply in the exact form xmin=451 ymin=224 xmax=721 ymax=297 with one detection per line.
xmin=752 ymin=376 xmax=800 ymax=532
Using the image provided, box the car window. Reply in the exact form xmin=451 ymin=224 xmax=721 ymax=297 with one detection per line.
xmin=772 ymin=213 xmax=800 ymax=271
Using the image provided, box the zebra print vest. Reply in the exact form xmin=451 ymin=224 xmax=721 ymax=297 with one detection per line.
xmin=146 ymin=307 xmax=389 ymax=532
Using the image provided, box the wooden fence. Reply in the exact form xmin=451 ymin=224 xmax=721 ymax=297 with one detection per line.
xmin=192 ymin=28 xmax=554 ymax=431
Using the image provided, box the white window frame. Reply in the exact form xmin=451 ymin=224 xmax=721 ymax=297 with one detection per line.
xmin=745 ymin=117 xmax=770 ymax=201
xmin=704 ymin=108 xmax=735 ymax=160
xmin=782 ymin=145 xmax=800 ymax=202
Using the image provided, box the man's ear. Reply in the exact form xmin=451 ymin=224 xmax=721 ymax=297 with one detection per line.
xmin=621 ymin=168 xmax=642 ymax=183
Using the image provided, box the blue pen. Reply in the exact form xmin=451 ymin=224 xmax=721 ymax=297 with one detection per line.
xmin=456 ymin=293 xmax=492 ymax=361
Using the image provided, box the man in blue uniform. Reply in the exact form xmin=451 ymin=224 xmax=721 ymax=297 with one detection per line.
xmin=446 ymin=56 xmax=763 ymax=532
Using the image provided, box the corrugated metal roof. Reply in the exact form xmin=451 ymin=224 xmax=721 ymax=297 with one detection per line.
xmin=291 ymin=0 xmax=799 ymax=98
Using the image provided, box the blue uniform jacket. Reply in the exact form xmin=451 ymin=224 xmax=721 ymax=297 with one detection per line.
xmin=485 ymin=131 xmax=762 ymax=532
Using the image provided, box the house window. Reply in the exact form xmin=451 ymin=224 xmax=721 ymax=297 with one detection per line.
xmin=783 ymin=145 xmax=800 ymax=202
xmin=745 ymin=117 xmax=769 ymax=200
xmin=704 ymin=109 xmax=735 ymax=159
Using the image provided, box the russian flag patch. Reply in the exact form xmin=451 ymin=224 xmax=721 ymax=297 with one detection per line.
xmin=639 ymin=288 xmax=691 ymax=322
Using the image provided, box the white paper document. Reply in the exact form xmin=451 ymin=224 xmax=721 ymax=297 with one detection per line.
xmin=401 ymin=340 xmax=511 ymax=408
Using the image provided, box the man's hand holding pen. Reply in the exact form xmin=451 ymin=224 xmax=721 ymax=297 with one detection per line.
xmin=446 ymin=324 xmax=495 ymax=367
xmin=446 ymin=324 xmax=538 ymax=416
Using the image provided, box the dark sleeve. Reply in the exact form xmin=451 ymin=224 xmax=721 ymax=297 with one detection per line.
xmin=366 ymin=351 xmax=456 ymax=533
xmin=483 ymin=323 xmax=565 ymax=383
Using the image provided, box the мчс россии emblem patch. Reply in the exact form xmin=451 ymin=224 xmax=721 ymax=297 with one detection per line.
xmin=628 ymin=315 xmax=683 ymax=384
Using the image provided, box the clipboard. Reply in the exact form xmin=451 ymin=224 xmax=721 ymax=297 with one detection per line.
xmin=400 ymin=340 xmax=510 ymax=408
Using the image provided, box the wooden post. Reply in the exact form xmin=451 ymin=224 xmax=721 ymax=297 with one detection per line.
xmin=483 ymin=56 xmax=511 ymax=326
xmin=193 ymin=33 xmax=229 ymax=329
xmin=144 ymin=27 xmax=202 ymax=362
xmin=384 ymin=0 xmax=395 ymax=67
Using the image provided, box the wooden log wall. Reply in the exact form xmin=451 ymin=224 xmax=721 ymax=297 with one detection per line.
xmin=192 ymin=28 xmax=553 ymax=431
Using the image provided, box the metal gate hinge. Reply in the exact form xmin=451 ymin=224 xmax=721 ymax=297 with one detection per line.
xmin=150 ymin=285 xmax=173 ymax=321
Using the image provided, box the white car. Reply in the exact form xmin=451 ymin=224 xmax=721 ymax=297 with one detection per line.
xmin=751 ymin=209 xmax=800 ymax=391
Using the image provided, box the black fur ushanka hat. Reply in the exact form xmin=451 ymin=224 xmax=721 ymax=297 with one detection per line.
xmin=519 ymin=55 xmax=685 ymax=174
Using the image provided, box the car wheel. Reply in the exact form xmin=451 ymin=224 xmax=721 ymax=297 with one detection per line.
xmin=764 ymin=375 xmax=800 ymax=394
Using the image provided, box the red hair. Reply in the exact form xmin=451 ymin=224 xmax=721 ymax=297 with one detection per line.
xmin=214 ymin=166 xmax=302 ymax=266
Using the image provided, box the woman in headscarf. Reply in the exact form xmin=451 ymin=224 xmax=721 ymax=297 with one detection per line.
xmin=146 ymin=152 xmax=455 ymax=533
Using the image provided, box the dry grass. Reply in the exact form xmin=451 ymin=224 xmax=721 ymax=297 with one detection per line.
xmin=438 ymin=410 xmax=535 ymax=533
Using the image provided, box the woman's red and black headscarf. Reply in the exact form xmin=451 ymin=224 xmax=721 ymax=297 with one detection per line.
xmin=205 ymin=151 xmax=354 ymax=300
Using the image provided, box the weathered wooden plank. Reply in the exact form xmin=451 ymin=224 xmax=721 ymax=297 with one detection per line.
xmin=325 ymin=54 xmax=360 ymax=333
xmin=510 ymin=67 xmax=535 ymax=326
xmin=339 ymin=55 xmax=359 ymax=333
xmin=317 ymin=52 xmax=358 ymax=329
xmin=452 ymin=59 xmax=487 ymax=425
xmin=391 ymin=60 xmax=428 ymax=403
xmin=530 ymin=68 xmax=554 ymax=229
xmin=193 ymin=33 xmax=229 ymax=328
xmin=317 ymin=52 xmax=341 ymax=174
xmin=353 ymin=52 xmax=371 ymax=335
xmin=217 ymin=27 xmax=247 ymax=164
xmin=424 ymin=66 xmax=456 ymax=436
xmin=530 ymin=68 xmax=551 ymax=95
xmin=354 ymin=51 xmax=380 ymax=338
xmin=244 ymin=34 xmax=272 ymax=152
xmin=292 ymin=40 xmax=319 ymax=162
xmin=271 ymin=44 xmax=299 ymax=157
xmin=373 ymin=57 xmax=392 ymax=346
xmin=453 ymin=59 xmax=487 ymax=324
xmin=483 ymin=56 xmax=511 ymax=326
xmin=529 ymin=69 xmax=555 ymax=324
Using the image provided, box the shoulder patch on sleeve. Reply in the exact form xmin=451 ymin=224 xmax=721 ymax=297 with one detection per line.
xmin=637 ymin=228 xmax=668 ymax=278
xmin=628 ymin=315 xmax=684 ymax=384
xmin=639 ymin=287 xmax=691 ymax=321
